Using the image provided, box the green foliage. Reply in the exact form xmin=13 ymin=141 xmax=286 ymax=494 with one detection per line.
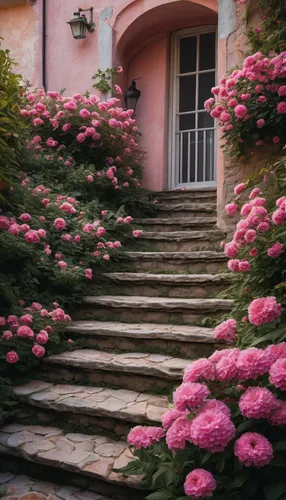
xmin=246 ymin=0 xmax=286 ymax=55
xmin=92 ymin=67 xmax=122 ymax=95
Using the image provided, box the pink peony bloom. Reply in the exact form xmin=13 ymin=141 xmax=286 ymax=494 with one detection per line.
xmin=6 ymin=351 xmax=19 ymax=363
xmin=225 ymin=203 xmax=238 ymax=216
xmin=32 ymin=344 xmax=46 ymax=358
xmin=58 ymin=261 xmax=68 ymax=270
xmin=273 ymin=136 xmax=280 ymax=144
xmin=97 ymin=227 xmax=106 ymax=237
xmin=17 ymin=325 xmax=34 ymax=339
xmin=190 ymin=410 xmax=235 ymax=453
xmin=268 ymin=400 xmax=286 ymax=425
xmin=184 ymin=469 xmax=216 ymax=498
xmin=272 ymin=208 xmax=286 ymax=225
xmin=278 ymin=86 xmax=286 ymax=96
xmin=239 ymin=387 xmax=278 ymax=419
xmin=236 ymin=347 xmax=273 ymax=380
xmin=215 ymin=355 xmax=238 ymax=381
xmin=244 ymin=229 xmax=257 ymax=243
xmin=113 ymin=241 xmax=121 ymax=248
xmin=162 ymin=409 xmax=187 ymax=429
xmin=173 ymin=382 xmax=210 ymax=411
xmin=250 ymin=247 xmax=258 ymax=257
xmin=62 ymin=123 xmax=72 ymax=132
xmin=79 ymin=108 xmax=90 ymax=118
xmin=234 ymin=104 xmax=247 ymax=118
xmin=116 ymin=217 xmax=123 ymax=223
xmin=234 ymin=183 xmax=246 ymax=195
xmin=127 ymin=425 xmax=165 ymax=449
xmin=53 ymin=218 xmax=66 ymax=230
xmin=183 ymin=358 xmax=215 ymax=383
xmin=61 ymin=234 xmax=72 ymax=242
xmin=133 ymin=229 xmax=143 ymax=238
xmin=63 ymin=101 xmax=77 ymax=111
xmin=20 ymin=314 xmax=33 ymax=325
xmin=234 ymin=432 xmax=273 ymax=467
xmin=228 ymin=259 xmax=240 ymax=272
xmin=24 ymin=230 xmax=40 ymax=244
xmin=248 ymin=297 xmax=282 ymax=326
xmin=277 ymin=102 xmax=286 ymax=114
xmin=76 ymin=133 xmax=86 ymax=143
xmin=87 ymin=175 xmax=94 ymax=183
xmin=265 ymin=342 xmax=286 ymax=362
xmin=224 ymin=241 xmax=239 ymax=258
xmin=74 ymin=235 xmax=81 ymax=242
xmin=2 ymin=330 xmax=13 ymax=340
xmin=0 ymin=216 xmax=10 ymax=229
xmin=19 ymin=213 xmax=31 ymax=222
xmin=257 ymin=118 xmax=265 ymax=128
xmin=269 ymin=358 xmax=286 ymax=390
xmin=209 ymin=347 xmax=240 ymax=364
xmin=214 ymin=319 xmax=237 ymax=342
xmin=199 ymin=399 xmax=231 ymax=418
xmin=103 ymin=254 xmax=110 ymax=261
xmin=238 ymin=260 xmax=250 ymax=272
xmin=249 ymin=187 xmax=262 ymax=199
xmin=36 ymin=331 xmax=49 ymax=345
xmin=84 ymin=268 xmax=93 ymax=280
xmin=166 ymin=416 xmax=192 ymax=450
xmin=0 ymin=316 xmax=6 ymax=326
xmin=31 ymin=302 xmax=42 ymax=311
xmin=267 ymin=242 xmax=284 ymax=258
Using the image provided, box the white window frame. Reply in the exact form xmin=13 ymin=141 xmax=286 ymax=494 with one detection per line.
xmin=168 ymin=25 xmax=217 ymax=189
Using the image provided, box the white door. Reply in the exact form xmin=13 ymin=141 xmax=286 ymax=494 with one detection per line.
xmin=169 ymin=27 xmax=216 ymax=189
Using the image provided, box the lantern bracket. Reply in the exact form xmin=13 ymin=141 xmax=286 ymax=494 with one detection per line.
xmin=77 ymin=7 xmax=95 ymax=33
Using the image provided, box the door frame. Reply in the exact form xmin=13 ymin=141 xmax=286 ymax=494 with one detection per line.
xmin=168 ymin=25 xmax=217 ymax=190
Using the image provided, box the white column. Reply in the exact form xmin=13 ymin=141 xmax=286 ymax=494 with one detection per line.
xmin=98 ymin=6 xmax=113 ymax=98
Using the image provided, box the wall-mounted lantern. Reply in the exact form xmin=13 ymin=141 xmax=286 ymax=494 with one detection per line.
xmin=124 ymin=80 xmax=141 ymax=115
xmin=67 ymin=7 xmax=95 ymax=40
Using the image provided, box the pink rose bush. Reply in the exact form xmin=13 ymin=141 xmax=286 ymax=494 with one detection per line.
xmin=206 ymin=52 xmax=286 ymax=157
xmin=121 ymin=343 xmax=286 ymax=498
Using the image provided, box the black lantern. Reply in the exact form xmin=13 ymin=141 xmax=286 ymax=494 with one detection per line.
xmin=67 ymin=7 xmax=95 ymax=40
xmin=124 ymin=80 xmax=141 ymax=115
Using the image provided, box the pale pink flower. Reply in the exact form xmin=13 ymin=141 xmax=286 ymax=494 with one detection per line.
xmin=79 ymin=108 xmax=90 ymax=118
xmin=113 ymin=241 xmax=121 ymax=248
xmin=83 ymin=223 xmax=94 ymax=233
xmin=31 ymin=302 xmax=42 ymax=311
xmin=87 ymin=175 xmax=94 ymax=183
xmin=19 ymin=213 xmax=31 ymax=222
xmin=238 ymin=260 xmax=250 ymax=272
xmin=239 ymin=387 xmax=278 ymax=419
xmin=97 ymin=227 xmax=106 ymax=237
xmin=269 ymin=358 xmax=286 ymax=390
xmin=117 ymin=217 xmax=123 ymax=223
xmin=58 ymin=260 xmax=68 ymax=269
xmin=190 ymin=410 xmax=235 ymax=453
xmin=234 ymin=104 xmax=247 ymax=118
xmin=61 ymin=234 xmax=72 ymax=242
xmin=32 ymin=344 xmax=45 ymax=358
xmin=17 ymin=325 xmax=34 ymax=339
xmin=267 ymin=242 xmax=284 ymax=258
xmin=183 ymin=358 xmax=215 ymax=383
xmin=127 ymin=425 xmax=165 ymax=449
xmin=234 ymin=183 xmax=246 ymax=195
xmin=76 ymin=133 xmax=86 ymax=143
xmin=228 ymin=259 xmax=240 ymax=272
xmin=225 ymin=203 xmax=238 ymax=216
xmin=214 ymin=319 xmax=237 ymax=342
xmin=124 ymin=216 xmax=133 ymax=224
xmin=224 ymin=241 xmax=239 ymax=258
xmin=199 ymin=399 xmax=231 ymax=418
xmin=6 ymin=351 xmax=19 ymax=363
xmin=236 ymin=347 xmax=273 ymax=380
xmin=162 ymin=409 xmax=187 ymax=429
xmin=36 ymin=331 xmax=49 ymax=345
xmin=173 ymin=382 xmax=210 ymax=411
xmin=133 ymin=229 xmax=143 ymax=238
xmin=248 ymin=297 xmax=282 ymax=326
xmin=24 ymin=230 xmax=40 ymax=244
xmin=166 ymin=416 xmax=192 ymax=450
xmin=63 ymin=101 xmax=77 ymax=111
xmin=103 ymin=254 xmax=110 ymax=261
xmin=184 ymin=469 xmax=216 ymax=498
xmin=266 ymin=342 xmax=286 ymax=361
xmin=114 ymin=84 xmax=123 ymax=94
xmin=84 ymin=268 xmax=93 ymax=280
xmin=249 ymin=188 xmax=262 ymax=199
xmin=53 ymin=218 xmax=66 ymax=230
xmin=2 ymin=331 xmax=13 ymax=340
xmin=209 ymin=347 xmax=240 ymax=364
xmin=234 ymin=432 xmax=273 ymax=467
xmin=244 ymin=229 xmax=257 ymax=243
xmin=20 ymin=314 xmax=33 ymax=325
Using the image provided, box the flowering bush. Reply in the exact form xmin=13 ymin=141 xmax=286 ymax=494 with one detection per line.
xmin=205 ymin=52 xmax=286 ymax=157
xmin=218 ymin=157 xmax=285 ymax=347
xmin=119 ymin=343 xmax=286 ymax=499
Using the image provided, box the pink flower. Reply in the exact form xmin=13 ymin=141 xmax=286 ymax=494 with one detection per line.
xmin=87 ymin=175 xmax=94 ymax=183
xmin=97 ymin=227 xmax=106 ymax=237
xmin=214 ymin=319 xmax=237 ymax=342
xmin=209 ymin=347 xmax=240 ymax=364
xmin=19 ymin=213 xmax=31 ymax=222
xmin=117 ymin=65 xmax=123 ymax=73
xmin=36 ymin=330 xmax=49 ymax=345
xmin=166 ymin=416 xmax=192 ymax=450
xmin=74 ymin=235 xmax=81 ymax=243
xmin=268 ymin=400 xmax=286 ymax=425
xmin=63 ymin=101 xmax=77 ymax=111
xmin=61 ymin=234 xmax=72 ymax=242
xmin=127 ymin=425 xmax=165 ymax=449
xmin=114 ymin=84 xmax=123 ymax=94
xmin=58 ymin=260 xmax=68 ymax=270
xmin=83 ymin=223 xmax=94 ymax=233
xmin=249 ymin=187 xmax=262 ymax=199
xmin=20 ymin=314 xmax=33 ymax=325
xmin=224 ymin=241 xmax=239 ymax=258
xmin=55 ymin=253 xmax=62 ymax=259
xmin=250 ymin=247 xmax=258 ymax=257
xmin=269 ymin=358 xmax=286 ymax=390
xmin=33 ymin=118 xmax=44 ymax=126
xmin=238 ymin=260 xmax=250 ymax=272
xmin=101 ymin=210 xmax=108 ymax=216
xmin=244 ymin=229 xmax=257 ymax=243
xmin=190 ymin=410 xmax=235 ymax=453
xmin=109 ymin=118 xmax=118 ymax=129
xmin=17 ymin=325 xmax=34 ymax=339
xmin=162 ymin=409 xmax=187 ymax=429
xmin=133 ymin=229 xmax=143 ymax=238
xmin=272 ymin=208 xmax=286 ymax=225
xmin=257 ymin=118 xmax=265 ymax=128
xmin=113 ymin=241 xmax=121 ymax=248
xmin=106 ymin=167 xmax=115 ymax=179
xmin=199 ymin=399 xmax=231 ymax=418
xmin=234 ymin=433 xmax=273 ymax=467
xmin=85 ymin=268 xmax=93 ymax=280
xmin=267 ymin=242 xmax=283 ymax=258
xmin=0 ymin=216 xmax=10 ymax=229
xmin=215 ymin=356 xmax=238 ymax=381
xmin=76 ymin=133 xmax=86 ymax=143
xmin=273 ymin=136 xmax=280 ymax=144
xmin=62 ymin=123 xmax=72 ymax=133
xmin=2 ymin=330 xmax=13 ymax=340
xmin=0 ymin=316 xmax=6 ymax=326
xmin=277 ymin=102 xmax=286 ymax=114
xmin=60 ymin=202 xmax=76 ymax=214
xmin=225 ymin=203 xmax=238 ymax=216
xmin=116 ymin=217 xmax=123 ymax=223
xmin=248 ymin=297 xmax=282 ymax=326
xmin=40 ymin=309 xmax=48 ymax=317
xmin=173 ymin=382 xmax=210 ymax=411
xmin=234 ymin=104 xmax=247 ymax=118
xmin=6 ymin=351 xmax=19 ymax=363
xmin=32 ymin=344 xmax=46 ymax=358
xmin=234 ymin=183 xmax=246 ymax=195
xmin=184 ymin=469 xmax=216 ymax=498
xmin=183 ymin=359 xmax=215 ymax=383
xmin=68 ymin=338 xmax=73 ymax=344
xmin=124 ymin=216 xmax=133 ymax=224
xmin=79 ymin=108 xmax=90 ymax=118
xmin=239 ymin=387 xmax=278 ymax=419
xmin=236 ymin=347 xmax=273 ymax=380
xmin=53 ymin=218 xmax=66 ymax=230
xmin=46 ymin=137 xmax=58 ymax=147
xmin=31 ymin=302 xmax=42 ymax=311
xmin=103 ymin=254 xmax=110 ymax=261
xmin=265 ymin=342 xmax=286 ymax=362
xmin=24 ymin=230 xmax=40 ymax=244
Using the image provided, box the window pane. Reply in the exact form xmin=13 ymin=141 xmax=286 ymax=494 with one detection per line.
xmin=198 ymin=72 xmax=215 ymax=110
xmin=197 ymin=131 xmax=204 ymax=182
xmin=180 ymin=36 xmax=196 ymax=74
xmin=199 ymin=32 xmax=216 ymax=70
xmin=179 ymin=113 xmax=195 ymax=131
xmin=198 ymin=112 xmax=214 ymax=129
xmin=179 ymin=75 xmax=196 ymax=112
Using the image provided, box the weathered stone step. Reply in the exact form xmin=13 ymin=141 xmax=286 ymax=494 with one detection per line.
xmin=66 ymin=320 xmax=219 ymax=358
xmin=0 ymin=424 xmax=143 ymax=497
xmin=122 ymin=251 xmax=227 ymax=273
xmin=157 ymin=188 xmax=217 ymax=203
xmin=100 ymin=272 xmax=231 ymax=298
xmin=136 ymin=217 xmax=217 ymax=232
xmin=14 ymin=381 xmax=169 ymax=426
xmin=141 ymin=230 xmax=225 ymax=251
xmin=156 ymin=202 xmax=216 ymax=218
xmin=77 ymin=295 xmax=233 ymax=325
xmin=0 ymin=472 xmax=116 ymax=500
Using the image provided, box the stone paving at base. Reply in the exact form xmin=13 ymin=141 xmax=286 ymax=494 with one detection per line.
xmin=0 ymin=424 xmax=140 ymax=488
xmin=0 ymin=473 xmax=113 ymax=500
xmin=13 ymin=380 xmax=169 ymax=423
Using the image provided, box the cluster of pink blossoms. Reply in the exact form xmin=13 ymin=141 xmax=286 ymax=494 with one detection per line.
xmin=127 ymin=341 xmax=286 ymax=497
xmin=0 ymin=302 xmax=71 ymax=363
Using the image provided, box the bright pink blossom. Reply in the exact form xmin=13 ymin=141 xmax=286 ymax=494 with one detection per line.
xmin=234 ymin=183 xmax=246 ymax=195
xmin=36 ymin=331 xmax=49 ymax=345
xmin=268 ymin=400 xmax=286 ymax=425
xmin=17 ymin=325 xmax=34 ymax=339
xmin=184 ymin=469 xmax=216 ymax=498
xmin=234 ymin=433 xmax=273 ymax=467
xmin=225 ymin=203 xmax=238 ymax=216
xmin=236 ymin=347 xmax=273 ymax=380
xmin=32 ymin=344 xmax=45 ymax=358
xmin=6 ymin=351 xmax=19 ymax=363
xmin=244 ymin=229 xmax=257 ymax=243
xmin=183 ymin=359 xmax=215 ymax=383
xmin=19 ymin=213 xmax=31 ymax=222
xmin=248 ymin=297 xmax=282 ymax=326
xmin=199 ymin=399 xmax=231 ymax=418
xmin=127 ymin=425 xmax=165 ymax=449
xmin=166 ymin=416 xmax=192 ymax=450
xmin=234 ymin=104 xmax=247 ymax=118
xmin=162 ymin=409 xmax=187 ymax=429
xmin=53 ymin=218 xmax=66 ymax=230
xmin=173 ymin=382 xmax=210 ymax=411
xmin=238 ymin=260 xmax=250 ymax=272
xmin=277 ymin=102 xmax=286 ymax=114
xmin=239 ymin=387 xmax=278 ymax=419
xmin=2 ymin=331 xmax=13 ymax=340
xmin=190 ymin=410 xmax=235 ymax=453
xmin=20 ymin=314 xmax=33 ymax=325
xmin=267 ymin=242 xmax=284 ymax=258
xmin=214 ymin=319 xmax=237 ymax=342
xmin=269 ymin=358 xmax=286 ymax=390
xmin=58 ymin=261 xmax=68 ymax=270
xmin=224 ymin=241 xmax=239 ymax=258
xmin=24 ymin=230 xmax=40 ymax=244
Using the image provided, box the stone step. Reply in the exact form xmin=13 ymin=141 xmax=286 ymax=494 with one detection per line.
xmin=0 ymin=424 xmax=143 ymax=498
xmin=156 ymin=202 xmax=216 ymax=218
xmin=136 ymin=216 xmax=217 ymax=231
xmin=13 ymin=381 xmax=169 ymax=428
xmin=66 ymin=320 xmax=219 ymax=358
xmin=122 ymin=251 xmax=227 ymax=273
xmin=0 ymin=472 xmax=116 ymax=500
xmin=100 ymin=272 xmax=231 ymax=298
xmin=77 ymin=295 xmax=233 ymax=325
xmin=43 ymin=349 xmax=190 ymax=392
xmin=157 ymin=188 xmax=217 ymax=203
xmin=141 ymin=230 xmax=225 ymax=251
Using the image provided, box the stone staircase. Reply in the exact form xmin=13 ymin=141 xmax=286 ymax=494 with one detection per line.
xmin=0 ymin=188 xmax=232 ymax=500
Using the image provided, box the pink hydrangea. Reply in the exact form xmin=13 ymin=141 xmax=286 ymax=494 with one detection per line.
xmin=268 ymin=400 xmax=286 ymax=425
xmin=183 ymin=358 xmax=215 ymax=383
xmin=214 ymin=319 xmax=237 ymax=342
xmin=234 ymin=183 xmax=246 ymax=195
xmin=267 ymin=242 xmax=284 ymax=258
xmin=17 ymin=325 xmax=34 ymax=339
xmin=234 ymin=432 xmax=273 ymax=467
xmin=236 ymin=347 xmax=273 ymax=380
xmin=6 ymin=351 xmax=19 ymax=363
xmin=209 ymin=348 xmax=240 ymax=364
xmin=215 ymin=355 xmax=238 ymax=381
xmin=190 ymin=410 xmax=235 ymax=453
xmin=32 ymin=344 xmax=46 ymax=357
xmin=166 ymin=416 xmax=192 ymax=450
xmin=239 ymin=387 xmax=278 ymax=419
xmin=248 ymin=297 xmax=282 ymax=326
xmin=225 ymin=203 xmax=238 ymax=216
xmin=127 ymin=425 xmax=165 ymax=449
xmin=173 ymin=382 xmax=210 ymax=411
xmin=184 ymin=469 xmax=216 ymax=498
xmin=162 ymin=409 xmax=187 ymax=429
xmin=269 ymin=358 xmax=286 ymax=390
xmin=199 ymin=399 xmax=231 ymax=418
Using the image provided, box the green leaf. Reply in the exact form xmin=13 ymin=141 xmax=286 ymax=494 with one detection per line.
xmin=232 ymin=470 xmax=249 ymax=489
xmin=264 ymin=481 xmax=286 ymax=500
xmin=273 ymin=441 xmax=286 ymax=452
xmin=146 ymin=491 xmax=172 ymax=500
